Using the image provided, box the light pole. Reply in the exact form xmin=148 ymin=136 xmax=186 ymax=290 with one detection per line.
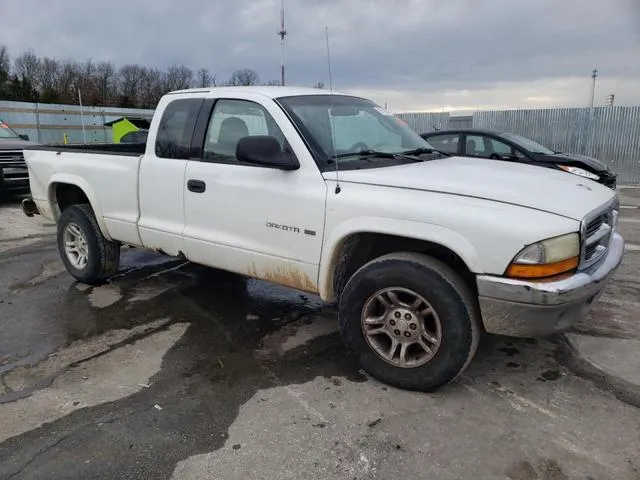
xmin=71 ymin=82 xmax=87 ymax=144
xmin=587 ymin=69 xmax=598 ymax=156
xmin=589 ymin=68 xmax=597 ymax=108
xmin=78 ymin=87 xmax=87 ymax=144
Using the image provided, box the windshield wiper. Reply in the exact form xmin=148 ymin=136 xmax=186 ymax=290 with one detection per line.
xmin=328 ymin=149 xmax=423 ymax=163
xmin=399 ymin=147 xmax=450 ymax=157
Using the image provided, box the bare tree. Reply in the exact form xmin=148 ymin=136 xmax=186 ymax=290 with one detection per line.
xmin=226 ymin=68 xmax=259 ymax=86
xmin=75 ymin=60 xmax=101 ymax=104
xmin=0 ymin=45 xmax=10 ymax=96
xmin=196 ymin=68 xmax=216 ymax=88
xmin=118 ymin=64 xmax=145 ymax=107
xmin=39 ymin=58 xmax=59 ymax=89
xmin=94 ymin=61 xmax=116 ymax=106
xmin=0 ymin=45 xmax=281 ymax=107
xmin=55 ymin=59 xmax=81 ymax=103
xmin=139 ymin=67 xmax=164 ymax=108
xmin=14 ymin=50 xmax=41 ymax=81
xmin=13 ymin=50 xmax=41 ymax=98
xmin=165 ymin=65 xmax=193 ymax=92
xmin=0 ymin=45 xmax=9 ymax=74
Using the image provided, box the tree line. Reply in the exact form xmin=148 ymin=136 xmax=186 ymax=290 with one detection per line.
xmin=0 ymin=45 xmax=320 ymax=109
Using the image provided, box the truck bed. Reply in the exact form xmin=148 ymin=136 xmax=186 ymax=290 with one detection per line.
xmin=26 ymin=142 xmax=146 ymax=156
xmin=23 ymin=147 xmax=143 ymax=246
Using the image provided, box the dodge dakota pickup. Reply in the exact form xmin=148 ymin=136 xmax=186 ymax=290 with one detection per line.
xmin=21 ymin=86 xmax=624 ymax=392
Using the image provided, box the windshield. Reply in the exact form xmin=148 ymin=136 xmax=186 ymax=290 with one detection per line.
xmin=0 ymin=120 xmax=21 ymax=139
xmin=500 ymin=132 xmax=554 ymax=155
xmin=276 ymin=95 xmax=436 ymax=166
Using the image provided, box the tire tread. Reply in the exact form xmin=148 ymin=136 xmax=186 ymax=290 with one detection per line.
xmin=339 ymin=251 xmax=481 ymax=391
xmin=57 ymin=203 xmax=120 ymax=284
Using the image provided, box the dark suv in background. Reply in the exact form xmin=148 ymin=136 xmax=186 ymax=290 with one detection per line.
xmin=0 ymin=119 xmax=35 ymax=197
xmin=421 ymin=128 xmax=617 ymax=189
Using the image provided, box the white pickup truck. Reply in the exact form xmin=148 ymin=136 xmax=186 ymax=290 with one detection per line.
xmin=21 ymin=86 xmax=624 ymax=391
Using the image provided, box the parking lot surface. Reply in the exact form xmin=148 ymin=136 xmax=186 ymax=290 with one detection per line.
xmin=0 ymin=191 xmax=639 ymax=480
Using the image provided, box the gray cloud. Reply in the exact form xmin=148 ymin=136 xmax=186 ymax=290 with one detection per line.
xmin=1 ymin=0 xmax=639 ymax=110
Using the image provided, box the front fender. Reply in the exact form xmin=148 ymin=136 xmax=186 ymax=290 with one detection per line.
xmin=318 ymin=216 xmax=484 ymax=301
xmin=48 ymin=173 xmax=113 ymax=241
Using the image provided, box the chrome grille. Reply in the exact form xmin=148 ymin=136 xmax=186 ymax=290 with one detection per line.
xmin=581 ymin=199 xmax=618 ymax=268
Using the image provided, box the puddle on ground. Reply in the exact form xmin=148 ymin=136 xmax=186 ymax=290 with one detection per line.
xmin=255 ymin=313 xmax=339 ymax=359
xmin=0 ymin=255 xmax=366 ymax=478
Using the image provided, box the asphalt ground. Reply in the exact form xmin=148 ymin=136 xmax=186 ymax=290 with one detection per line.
xmin=0 ymin=189 xmax=639 ymax=480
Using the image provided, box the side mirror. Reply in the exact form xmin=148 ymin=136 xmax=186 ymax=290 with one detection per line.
xmin=236 ymin=135 xmax=299 ymax=170
xmin=19 ymin=134 xmax=30 ymax=141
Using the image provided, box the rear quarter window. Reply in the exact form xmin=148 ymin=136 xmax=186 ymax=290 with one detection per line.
xmin=155 ymin=98 xmax=203 ymax=159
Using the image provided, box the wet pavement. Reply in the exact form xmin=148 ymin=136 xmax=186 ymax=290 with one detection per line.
xmin=0 ymin=192 xmax=639 ymax=479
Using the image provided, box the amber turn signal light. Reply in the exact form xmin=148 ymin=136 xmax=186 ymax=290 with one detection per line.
xmin=505 ymin=256 xmax=580 ymax=279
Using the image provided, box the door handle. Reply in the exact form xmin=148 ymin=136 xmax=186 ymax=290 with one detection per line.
xmin=187 ymin=179 xmax=206 ymax=193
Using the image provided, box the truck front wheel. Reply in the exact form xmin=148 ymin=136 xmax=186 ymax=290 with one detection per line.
xmin=57 ymin=204 xmax=120 ymax=284
xmin=339 ymin=252 xmax=480 ymax=392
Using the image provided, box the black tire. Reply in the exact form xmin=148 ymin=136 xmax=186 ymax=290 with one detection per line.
xmin=339 ymin=252 xmax=480 ymax=392
xmin=57 ymin=204 xmax=120 ymax=284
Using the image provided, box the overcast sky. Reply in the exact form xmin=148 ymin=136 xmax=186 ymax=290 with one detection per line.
xmin=2 ymin=0 xmax=639 ymax=112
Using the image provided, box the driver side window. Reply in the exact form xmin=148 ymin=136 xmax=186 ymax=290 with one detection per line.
xmin=203 ymin=99 xmax=285 ymax=163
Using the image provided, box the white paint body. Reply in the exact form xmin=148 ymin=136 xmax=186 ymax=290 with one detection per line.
xmin=23 ymin=87 xmax=617 ymax=301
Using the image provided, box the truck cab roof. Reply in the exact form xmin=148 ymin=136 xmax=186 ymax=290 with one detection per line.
xmin=165 ymin=85 xmax=351 ymax=99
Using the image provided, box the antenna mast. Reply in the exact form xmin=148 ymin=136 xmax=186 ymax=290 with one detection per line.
xmin=325 ymin=26 xmax=340 ymax=194
xmin=278 ymin=0 xmax=287 ymax=86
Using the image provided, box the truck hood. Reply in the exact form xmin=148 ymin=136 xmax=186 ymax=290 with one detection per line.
xmin=0 ymin=138 xmax=40 ymax=149
xmin=322 ymin=157 xmax=616 ymax=221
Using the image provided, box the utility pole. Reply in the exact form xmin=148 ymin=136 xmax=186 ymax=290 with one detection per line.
xmin=589 ymin=68 xmax=598 ymax=108
xmin=78 ymin=87 xmax=87 ymax=145
xmin=277 ymin=0 xmax=287 ymax=86
xmin=587 ymin=69 xmax=598 ymax=156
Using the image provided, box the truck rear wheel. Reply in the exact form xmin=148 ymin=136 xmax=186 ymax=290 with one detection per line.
xmin=57 ymin=204 xmax=120 ymax=284
xmin=338 ymin=252 xmax=480 ymax=392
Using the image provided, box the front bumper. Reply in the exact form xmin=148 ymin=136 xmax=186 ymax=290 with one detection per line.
xmin=0 ymin=167 xmax=30 ymax=194
xmin=476 ymin=232 xmax=624 ymax=338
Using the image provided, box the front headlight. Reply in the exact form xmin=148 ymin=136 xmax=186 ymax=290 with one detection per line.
xmin=557 ymin=165 xmax=600 ymax=181
xmin=505 ymin=233 xmax=580 ymax=279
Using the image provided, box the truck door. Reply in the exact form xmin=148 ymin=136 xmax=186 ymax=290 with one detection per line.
xmin=138 ymin=97 xmax=203 ymax=255
xmin=182 ymin=96 xmax=327 ymax=293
